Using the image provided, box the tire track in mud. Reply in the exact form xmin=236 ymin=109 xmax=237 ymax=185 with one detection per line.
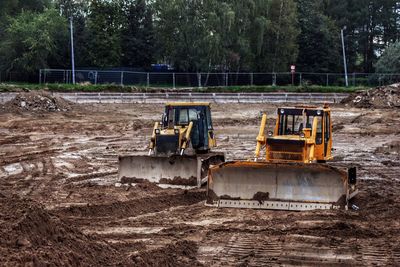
xmin=54 ymin=190 xmax=205 ymax=222
xmin=200 ymin=230 xmax=400 ymax=266
xmin=0 ymin=148 xmax=61 ymax=166
xmin=65 ymin=171 xmax=118 ymax=184
xmin=207 ymin=234 xmax=358 ymax=266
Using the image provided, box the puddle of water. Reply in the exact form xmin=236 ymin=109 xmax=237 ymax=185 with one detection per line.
xmin=53 ymin=158 xmax=75 ymax=169
xmin=185 ymin=218 xmax=235 ymax=226
xmin=360 ymin=176 xmax=386 ymax=181
xmin=116 ymin=182 xmax=197 ymax=190
xmin=3 ymin=163 xmax=23 ymax=175
xmin=107 ymin=238 xmax=151 ymax=244
xmin=157 ymin=184 xmax=197 ymax=190
xmin=57 ymin=152 xmax=82 ymax=159
xmin=85 ymin=226 xmax=165 ymax=235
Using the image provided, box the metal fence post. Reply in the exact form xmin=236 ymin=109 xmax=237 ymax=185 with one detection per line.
xmin=120 ymin=71 xmax=124 ymax=86
xmin=95 ymin=71 xmax=98 ymax=85
xmin=197 ymin=73 xmax=202 ymax=88
xmin=250 ymin=73 xmax=253 ymax=86
xmin=326 ymin=74 xmax=329 ymax=86
xmin=44 ymin=70 xmax=47 ymax=84
xmin=225 ymin=73 xmax=229 ymax=87
xmin=39 ymin=69 xmax=42 ymax=84
xmin=272 ymin=73 xmax=277 ymax=86
xmin=173 ymin=73 xmax=176 ymax=89
xmin=147 ymin=73 xmax=150 ymax=87
xmin=299 ymin=73 xmax=302 ymax=86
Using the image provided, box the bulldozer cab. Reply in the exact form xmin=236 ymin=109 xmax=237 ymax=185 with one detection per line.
xmin=162 ymin=103 xmax=215 ymax=152
xmin=268 ymin=107 xmax=332 ymax=162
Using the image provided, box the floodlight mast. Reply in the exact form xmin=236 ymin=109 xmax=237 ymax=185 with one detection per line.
xmin=341 ymin=26 xmax=349 ymax=87
xmin=70 ymin=17 xmax=76 ymax=84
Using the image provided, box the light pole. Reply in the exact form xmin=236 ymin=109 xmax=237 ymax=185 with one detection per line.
xmin=70 ymin=17 xmax=76 ymax=84
xmin=341 ymin=26 xmax=349 ymax=87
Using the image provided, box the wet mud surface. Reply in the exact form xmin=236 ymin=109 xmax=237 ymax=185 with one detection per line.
xmin=0 ymin=101 xmax=399 ymax=266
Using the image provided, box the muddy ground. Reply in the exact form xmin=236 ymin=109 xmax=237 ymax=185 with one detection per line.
xmin=0 ymin=101 xmax=399 ymax=266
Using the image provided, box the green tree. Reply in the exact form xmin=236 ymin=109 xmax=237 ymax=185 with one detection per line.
xmin=324 ymin=0 xmax=400 ymax=73
xmin=121 ymin=0 xmax=156 ymax=69
xmin=0 ymin=0 xmax=51 ymax=37
xmin=375 ymin=41 xmax=400 ymax=73
xmin=296 ymin=0 xmax=341 ymax=72
xmin=154 ymin=0 xmax=299 ymax=72
xmin=255 ymin=0 xmax=299 ymax=72
xmin=154 ymin=0 xmax=210 ymax=71
xmin=0 ymin=9 xmax=68 ymax=74
xmin=55 ymin=0 xmax=91 ymax=67
xmin=86 ymin=0 xmax=123 ymax=67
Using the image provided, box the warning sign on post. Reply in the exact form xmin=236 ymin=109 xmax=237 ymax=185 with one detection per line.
xmin=291 ymin=65 xmax=296 ymax=73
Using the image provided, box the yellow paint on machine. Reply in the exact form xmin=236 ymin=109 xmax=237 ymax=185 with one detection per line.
xmin=207 ymin=105 xmax=357 ymax=211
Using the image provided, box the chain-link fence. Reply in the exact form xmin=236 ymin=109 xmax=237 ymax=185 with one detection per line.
xmin=33 ymin=69 xmax=400 ymax=88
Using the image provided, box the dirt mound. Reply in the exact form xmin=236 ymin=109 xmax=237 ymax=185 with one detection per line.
xmin=0 ymin=195 xmax=121 ymax=266
xmin=131 ymin=240 xmax=203 ymax=267
xmin=341 ymin=83 xmax=400 ymax=108
xmin=1 ymin=91 xmax=73 ymax=113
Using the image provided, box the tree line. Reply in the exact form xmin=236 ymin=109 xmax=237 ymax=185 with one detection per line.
xmin=0 ymin=0 xmax=399 ymax=76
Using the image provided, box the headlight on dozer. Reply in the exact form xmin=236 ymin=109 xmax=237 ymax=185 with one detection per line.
xmin=155 ymin=129 xmax=161 ymax=135
xmin=174 ymin=129 xmax=180 ymax=135
xmin=300 ymin=132 xmax=305 ymax=138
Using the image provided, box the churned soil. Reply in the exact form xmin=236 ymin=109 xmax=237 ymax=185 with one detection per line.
xmin=0 ymin=101 xmax=399 ymax=266
xmin=0 ymin=194 xmax=122 ymax=266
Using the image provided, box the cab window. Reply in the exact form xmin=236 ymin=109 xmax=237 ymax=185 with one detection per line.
xmin=177 ymin=108 xmax=198 ymax=125
xmin=178 ymin=109 xmax=189 ymax=124
xmin=278 ymin=114 xmax=322 ymax=138
xmin=278 ymin=115 xmax=306 ymax=135
xmin=316 ymin=116 xmax=323 ymax=144
xmin=325 ymin=114 xmax=330 ymax=142
xmin=205 ymin=107 xmax=212 ymax=130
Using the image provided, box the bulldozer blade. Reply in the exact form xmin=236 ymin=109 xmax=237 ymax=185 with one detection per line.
xmin=207 ymin=161 xmax=356 ymax=211
xmin=119 ymin=155 xmax=201 ymax=187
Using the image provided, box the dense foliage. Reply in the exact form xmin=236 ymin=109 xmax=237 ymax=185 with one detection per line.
xmin=0 ymin=0 xmax=399 ymax=75
xmin=375 ymin=41 xmax=400 ymax=73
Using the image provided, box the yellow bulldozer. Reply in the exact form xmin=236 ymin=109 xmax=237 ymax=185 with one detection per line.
xmin=119 ymin=102 xmax=225 ymax=187
xmin=207 ymin=105 xmax=357 ymax=210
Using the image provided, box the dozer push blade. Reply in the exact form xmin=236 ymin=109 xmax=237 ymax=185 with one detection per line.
xmin=207 ymin=161 xmax=356 ymax=211
xmin=119 ymin=155 xmax=201 ymax=187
